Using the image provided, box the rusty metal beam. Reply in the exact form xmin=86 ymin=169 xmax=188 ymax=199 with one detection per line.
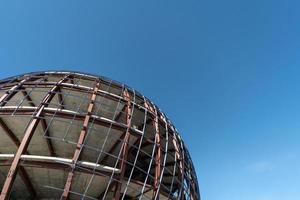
xmin=148 ymin=104 xmax=161 ymax=200
xmin=21 ymin=89 xmax=56 ymax=156
xmin=113 ymin=89 xmax=132 ymax=200
xmin=0 ymin=75 xmax=69 ymax=200
xmin=169 ymin=132 xmax=185 ymax=199
xmin=0 ymin=118 xmax=35 ymax=197
xmin=97 ymin=112 xmax=136 ymax=199
xmin=61 ymin=80 xmax=100 ymax=200
xmin=0 ymin=123 xmax=39 ymax=200
xmin=0 ymin=79 xmax=39 ymax=199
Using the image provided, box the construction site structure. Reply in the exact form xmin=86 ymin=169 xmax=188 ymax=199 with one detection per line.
xmin=0 ymin=71 xmax=200 ymax=200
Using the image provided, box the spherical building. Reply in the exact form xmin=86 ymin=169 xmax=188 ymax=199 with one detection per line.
xmin=0 ymin=71 xmax=200 ymax=200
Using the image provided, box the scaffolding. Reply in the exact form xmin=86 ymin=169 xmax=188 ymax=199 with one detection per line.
xmin=0 ymin=71 xmax=200 ymax=200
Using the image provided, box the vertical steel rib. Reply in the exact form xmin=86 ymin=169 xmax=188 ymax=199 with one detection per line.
xmin=152 ymin=105 xmax=161 ymax=200
xmin=61 ymin=80 xmax=100 ymax=200
xmin=0 ymin=75 xmax=69 ymax=200
xmin=113 ymin=89 xmax=132 ymax=200
xmin=21 ymin=89 xmax=56 ymax=156
xmin=0 ymin=118 xmax=35 ymax=196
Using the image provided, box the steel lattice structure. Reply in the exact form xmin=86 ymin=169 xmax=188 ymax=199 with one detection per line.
xmin=0 ymin=71 xmax=200 ymax=200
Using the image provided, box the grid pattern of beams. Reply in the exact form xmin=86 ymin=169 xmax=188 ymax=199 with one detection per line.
xmin=0 ymin=71 xmax=200 ymax=200
xmin=0 ymin=75 xmax=69 ymax=200
xmin=61 ymin=80 xmax=100 ymax=199
xmin=113 ymin=89 xmax=132 ymax=200
xmin=21 ymin=89 xmax=56 ymax=156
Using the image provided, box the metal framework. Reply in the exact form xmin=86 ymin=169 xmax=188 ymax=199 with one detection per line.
xmin=0 ymin=71 xmax=200 ymax=200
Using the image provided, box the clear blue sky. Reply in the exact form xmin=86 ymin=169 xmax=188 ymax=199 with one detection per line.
xmin=1 ymin=1 xmax=300 ymax=200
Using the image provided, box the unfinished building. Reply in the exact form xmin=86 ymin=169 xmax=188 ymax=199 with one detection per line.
xmin=0 ymin=71 xmax=200 ymax=200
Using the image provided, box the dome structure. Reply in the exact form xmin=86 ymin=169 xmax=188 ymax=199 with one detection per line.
xmin=0 ymin=71 xmax=200 ymax=200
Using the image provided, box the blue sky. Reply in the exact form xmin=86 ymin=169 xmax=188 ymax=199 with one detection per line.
xmin=0 ymin=1 xmax=300 ymax=199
